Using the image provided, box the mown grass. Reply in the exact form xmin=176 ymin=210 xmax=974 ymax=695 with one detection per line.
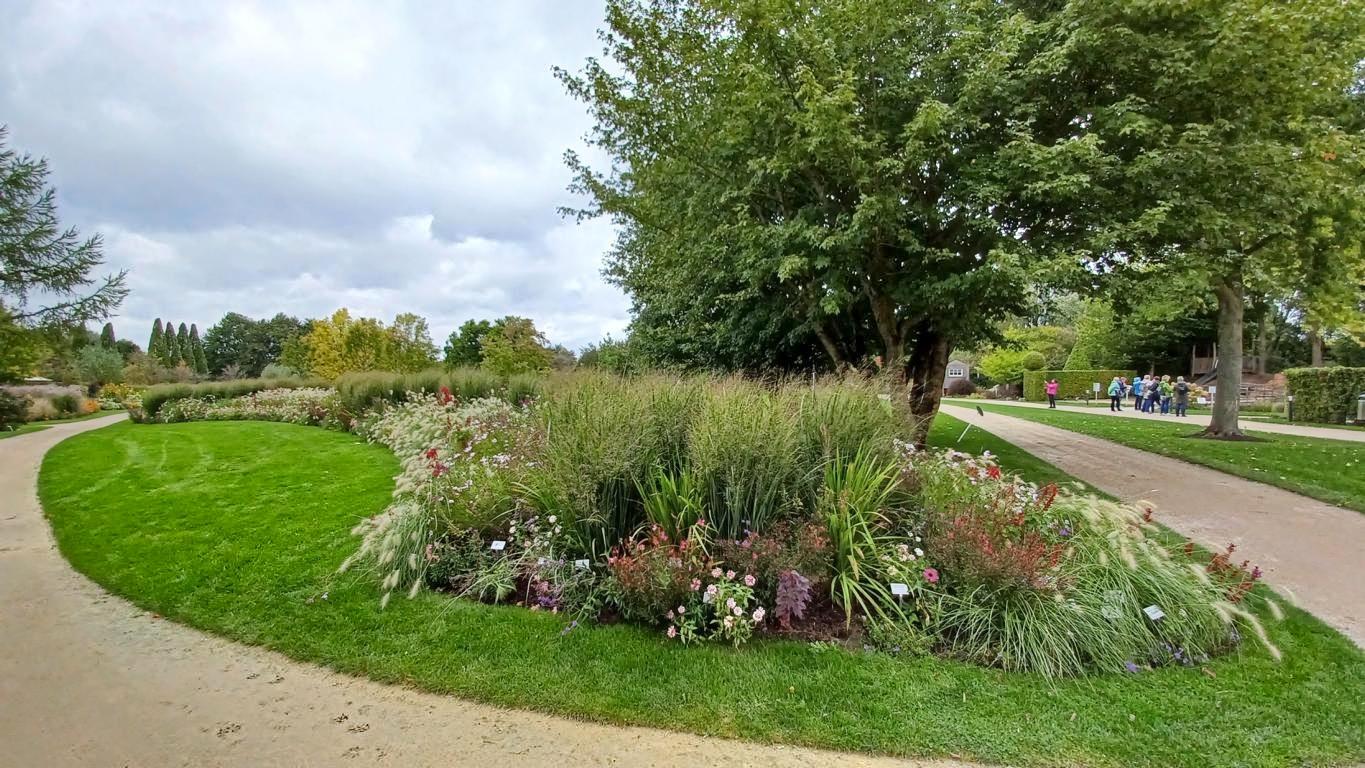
xmin=962 ymin=402 xmax=1365 ymax=513
xmin=38 ymin=420 xmax=1364 ymax=768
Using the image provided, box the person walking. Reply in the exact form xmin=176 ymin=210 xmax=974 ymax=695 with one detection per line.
xmin=1107 ymin=376 xmax=1123 ymax=412
xmin=1143 ymin=376 xmax=1160 ymax=413
xmin=1132 ymin=376 xmax=1145 ymax=410
xmin=1045 ymin=378 xmax=1059 ymax=408
xmin=1173 ymin=375 xmax=1190 ymax=417
xmin=1159 ymin=375 xmax=1173 ymax=415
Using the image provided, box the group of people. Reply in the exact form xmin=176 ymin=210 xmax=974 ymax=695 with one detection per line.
xmin=1103 ymin=374 xmax=1192 ymax=416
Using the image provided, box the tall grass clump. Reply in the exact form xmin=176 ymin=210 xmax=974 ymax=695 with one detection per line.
xmin=336 ymin=368 xmax=534 ymax=414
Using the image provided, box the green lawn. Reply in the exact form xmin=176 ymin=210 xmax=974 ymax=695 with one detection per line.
xmin=961 ymin=402 xmax=1365 ymax=513
xmin=1 ymin=409 xmax=124 ymax=440
xmin=38 ymin=420 xmax=1363 ymax=768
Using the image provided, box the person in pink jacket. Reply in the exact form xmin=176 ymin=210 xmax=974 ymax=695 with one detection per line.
xmin=1045 ymin=378 xmax=1059 ymax=408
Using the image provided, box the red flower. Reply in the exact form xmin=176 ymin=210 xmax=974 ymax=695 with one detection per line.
xmin=439 ymin=386 xmax=454 ymax=404
xmin=986 ymin=466 xmax=1002 ymax=480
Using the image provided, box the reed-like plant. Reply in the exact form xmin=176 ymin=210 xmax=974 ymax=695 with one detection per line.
xmin=821 ymin=449 xmax=905 ymax=625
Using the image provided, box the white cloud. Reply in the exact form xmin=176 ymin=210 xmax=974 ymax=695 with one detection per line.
xmin=1 ymin=0 xmax=628 ymax=351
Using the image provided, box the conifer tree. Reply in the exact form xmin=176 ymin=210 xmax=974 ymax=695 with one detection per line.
xmin=189 ymin=323 xmax=208 ymax=374
xmin=149 ymin=319 xmax=164 ymax=363
xmin=99 ymin=322 xmax=116 ymax=349
xmin=176 ymin=322 xmax=190 ymax=366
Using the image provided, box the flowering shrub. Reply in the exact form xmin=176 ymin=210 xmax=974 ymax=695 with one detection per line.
xmin=667 ymin=567 xmax=766 ymax=646
xmin=157 ymin=387 xmax=340 ymax=426
xmin=606 ymin=524 xmax=710 ymax=623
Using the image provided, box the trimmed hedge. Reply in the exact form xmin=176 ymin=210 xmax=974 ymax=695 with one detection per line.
xmin=1284 ymin=367 xmax=1365 ymax=424
xmin=140 ymin=377 xmax=328 ymax=417
xmin=1023 ymin=369 xmax=1136 ymax=401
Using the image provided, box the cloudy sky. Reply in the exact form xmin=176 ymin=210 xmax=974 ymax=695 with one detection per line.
xmin=1 ymin=0 xmax=630 ymax=352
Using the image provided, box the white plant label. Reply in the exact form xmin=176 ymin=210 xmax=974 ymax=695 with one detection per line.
xmin=1143 ymin=605 xmax=1165 ymax=621
xmin=490 ymin=540 xmax=506 ymax=551
xmin=574 ymin=559 xmax=590 ymax=570
xmin=889 ymin=582 xmax=909 ymax=596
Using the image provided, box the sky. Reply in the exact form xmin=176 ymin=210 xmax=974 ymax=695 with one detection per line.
xmin=0 ymin=0 xmax=631 ymax=352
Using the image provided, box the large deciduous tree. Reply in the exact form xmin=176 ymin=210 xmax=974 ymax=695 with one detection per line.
xmin=1028 ymin=0 xmax=1365 ymax=437
xmin=559 ymin=0 xmax=1092 ymax=443
xmin=442 ymin=319 xmax=494 ymax=368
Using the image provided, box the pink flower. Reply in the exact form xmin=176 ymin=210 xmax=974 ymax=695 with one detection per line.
xmin=676 ymin=605 xmax=685 ymax=614
xmin=710 ymin=567 xmax=723 ymax=578
xmin=725 ymin=570 xmax=735 ymax=580
xmin=725 ymin=597 xmax=736 ymax=609
xmin=722 ymin=616 xmax=734 ymax=628
xmin=690 ymin=578 xmax=701 ymax=591
xmin=731 ymin=605 xmax=743 ymax=617
xmin=923 ymin=567 xmax=940 ymax=584
xmin=666 ymin=625 xmax=677 ymax=638
xmin=752 ymin=607 xmax=766 ymax=622
xmin=743 ymin=574 xmax=756 ymax=587
xmin=666 ymin=610 xmax=675 ymax=620
xmin=706 ymin=584 xmax=718 ymax=596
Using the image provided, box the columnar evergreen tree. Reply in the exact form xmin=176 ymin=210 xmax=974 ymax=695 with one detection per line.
xmin=158 ymin=319 xmax=177 ymax=365
xmin=176 ymin=322 xmax=190 ymax=367
xmin=189 ymin=324 xmax=208 ymax=374
xmin=148 ymin=319 xmax=164 ymax=364
xmin=99 ymin=322 xmax=116 ymax=349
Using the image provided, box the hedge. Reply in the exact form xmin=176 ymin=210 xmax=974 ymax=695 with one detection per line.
xmin=140 ymin=377 xmax=328 ymax=417
xmin=1023 ymin=370 xmax=1136 ymax=401
xmin=1284 ymin=367 xmax=1365 ymax=424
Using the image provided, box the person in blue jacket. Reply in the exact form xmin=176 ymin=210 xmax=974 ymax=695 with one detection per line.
xmin=1131 ymin=376 xmax=1145 ymax=410
xmin=1107 ymin=377 xmax=1123 ymax=412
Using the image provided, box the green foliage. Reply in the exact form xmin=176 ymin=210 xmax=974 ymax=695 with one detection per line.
xmin=0 ymin=389 xmax=27 ymax=428
xmin=49 ymin=392 xmax=80 ymax=416
xmin=578 ymin=336 xmax=651 ymax=375
xmin=820 ymin=449 xmax=904 ymax=625
xmin=148 ymin=319 xmax=165 ymax=365
xmin=978 ymin=347 xmax=1047 ymax=386
xmin=558 ymin=0 xmax=1045 ymax=393
xmin=0 ymin=305 xmax=48 ymax=381
xmin=1284 ymin=367 xmax=1365 ymax=424
xmin=175 ymin=322 xmax=190 ymax=365
xmin=203 ymin=312 xmax=308 ymax=377
xmin=479 ymin=316 xmax=553 ymax=377
xmin=99 ymin=322 xmax=115 ymax=349
xmin=296 ymin=309 xmax=436 ymax=378
xmin=1064 ymin=301 xmax=1123 ymax=371
xmin=188 ymin=324 xmax=208 ymax=374
xmin=75 ymin=345 xmax=124 ymax=386
xmin=442 ymin=319 xmax=492 ymax=368
xmin=1023 ymin=370 xmax=1135 ymax=402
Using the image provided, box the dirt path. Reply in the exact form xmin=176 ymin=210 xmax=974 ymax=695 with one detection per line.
xmin=940 ymin=404 xmax=1365 ymax=646
xmin=0 ymin=415 xmax=970 ymax=768
xmin=944 ymin=398 xmax=1365 ymax=443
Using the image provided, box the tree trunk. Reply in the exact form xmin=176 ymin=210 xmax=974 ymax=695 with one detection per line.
xmin=1308 ymin=328 xmax=1325 ymax=367
xmin=1205 ymin=276 xmax=1245 ymax=438
xmin=813 ymin=324 xmax=850 ymax=372
xmin=905 ymin=331 xmax=950 ymax=448
xmin=1255 ymin=319 xmax=1269 ymax=375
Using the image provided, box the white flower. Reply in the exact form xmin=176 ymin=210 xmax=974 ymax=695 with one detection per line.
xmin=914 ymin=548 xmax=924 ymax=557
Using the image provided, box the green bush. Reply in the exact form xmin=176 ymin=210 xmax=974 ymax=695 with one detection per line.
xmin=50 ymin=393 xmax=82 ymax=415
xmin=1285 ymin=366 xmax=1365 ymax=424
xmin=141 ymin=377 xmax=327 ymax=417
xmin=1023 ymin=369 xmax=1136 ymax=401
xmin=0 ymin=390 xmax=28 ymax=429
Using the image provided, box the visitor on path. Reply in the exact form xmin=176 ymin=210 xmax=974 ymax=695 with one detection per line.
xmin=1045 ymin=378 xmax=1059 ymax=408
xmin=1159 ymin=375 xmax=1174 ymax=415
xmin=1143 ymin=377 xmax=1160 ymax=413
xmin=1173 ymin=376 xmax=1190 ymax=417
xmin=1107 ymin=377 xmax=1123 ymax=411
xmin=1132 ymin=376 xmax=1145 ymax=409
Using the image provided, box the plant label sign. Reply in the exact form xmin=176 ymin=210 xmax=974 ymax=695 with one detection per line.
xmin=574 ymin=559 xmax=590 ymax=570
xmin=889 ymin=582 xmax=909 ymax=597
xmin=490 ymin=540 xmax=507 ymax=551
xmin=1143 ymin=605 xmax=1165 ymax=622
xmin=1092 ymin=382 xmax=1101 ymax=393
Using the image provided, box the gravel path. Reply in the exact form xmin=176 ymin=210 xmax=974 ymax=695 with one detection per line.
xmin=0 ymin=415 xmax=968 ymax=768
xmin=944 ymin=398 xmax=1365 ymax=443
xmin=940 ymin=404 xmax=1365 ymax=646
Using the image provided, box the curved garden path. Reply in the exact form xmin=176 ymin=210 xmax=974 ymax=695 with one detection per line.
xmin=940 ymin=404 xmax=1365 ymax=647
xmin=945 ymin=398 xmax=1365 ymax=443
xmin=0 ymin=415 xmax=968 ymax=768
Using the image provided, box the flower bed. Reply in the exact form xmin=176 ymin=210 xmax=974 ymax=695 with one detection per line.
xmin=326 ymin=373 xmax=1279 ymax=677
xmin=157 ymin=387 xmax=343 ymax=427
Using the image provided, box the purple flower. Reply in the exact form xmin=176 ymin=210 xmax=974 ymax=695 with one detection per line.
xmin=1124 ymin=661 xmax=1140 ymax=674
